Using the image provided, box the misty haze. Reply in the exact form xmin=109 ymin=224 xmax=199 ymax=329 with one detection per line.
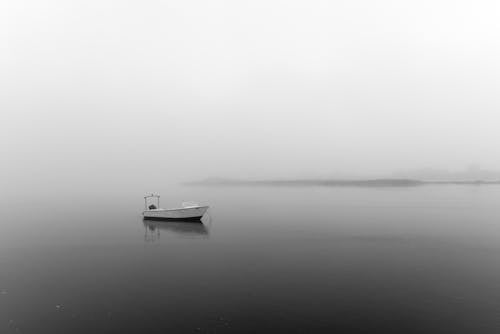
xmin=1 ymin=0 xmax=500 ymax=333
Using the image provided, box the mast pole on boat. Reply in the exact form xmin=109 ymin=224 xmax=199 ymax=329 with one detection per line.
xmin=144 ymin=194 xmax=160 ymax=210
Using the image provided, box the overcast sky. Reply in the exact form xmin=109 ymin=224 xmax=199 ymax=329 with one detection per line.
xmin=1 ymin=0 xmax=499 ymax=189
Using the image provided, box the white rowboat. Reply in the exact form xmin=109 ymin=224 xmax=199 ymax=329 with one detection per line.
xmin=142 ymin=194 xmax=208 ymax=221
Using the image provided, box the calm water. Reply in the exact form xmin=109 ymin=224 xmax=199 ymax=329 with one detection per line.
xmin=1 ymin=185 xmax=500 ymax=333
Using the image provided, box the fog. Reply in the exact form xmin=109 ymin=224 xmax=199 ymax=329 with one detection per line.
xmin=2 ymin=0 xmax=499 ymax=193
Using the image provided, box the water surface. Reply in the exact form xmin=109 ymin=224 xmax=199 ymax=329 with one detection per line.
xmin=1 ymin=185 xmax=500 ymax=333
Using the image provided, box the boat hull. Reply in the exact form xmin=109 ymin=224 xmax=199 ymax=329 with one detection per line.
xmin=142 ymin=206 xmax=208 ymax=221
xmin=143 ymin=216 xmax=203 ymax=222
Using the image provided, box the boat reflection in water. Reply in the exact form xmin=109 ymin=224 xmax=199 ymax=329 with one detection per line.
xmin=143 ymin=219 xmax=209 ymax=242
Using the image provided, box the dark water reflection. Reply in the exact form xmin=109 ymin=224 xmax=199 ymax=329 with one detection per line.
xmin=1 ymin=185 xmax=500 ymax=333
xmin=143 ymin=220 xmax=209 ymax=242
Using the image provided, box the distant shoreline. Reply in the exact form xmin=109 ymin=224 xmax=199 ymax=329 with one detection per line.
xmin=186 ymin=178 xmax=500 ymax=187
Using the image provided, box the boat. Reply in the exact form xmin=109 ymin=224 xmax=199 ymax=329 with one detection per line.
xmin=142 ymin=194 xmax=209 ymax=221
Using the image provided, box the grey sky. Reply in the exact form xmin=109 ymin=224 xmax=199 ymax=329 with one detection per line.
xmin=2 ymin=0 xmax=499 ymax=188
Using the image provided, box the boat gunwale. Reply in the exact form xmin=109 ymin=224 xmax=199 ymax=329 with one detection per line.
xmin=142 ymin=206 xmax=209 ymax=214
